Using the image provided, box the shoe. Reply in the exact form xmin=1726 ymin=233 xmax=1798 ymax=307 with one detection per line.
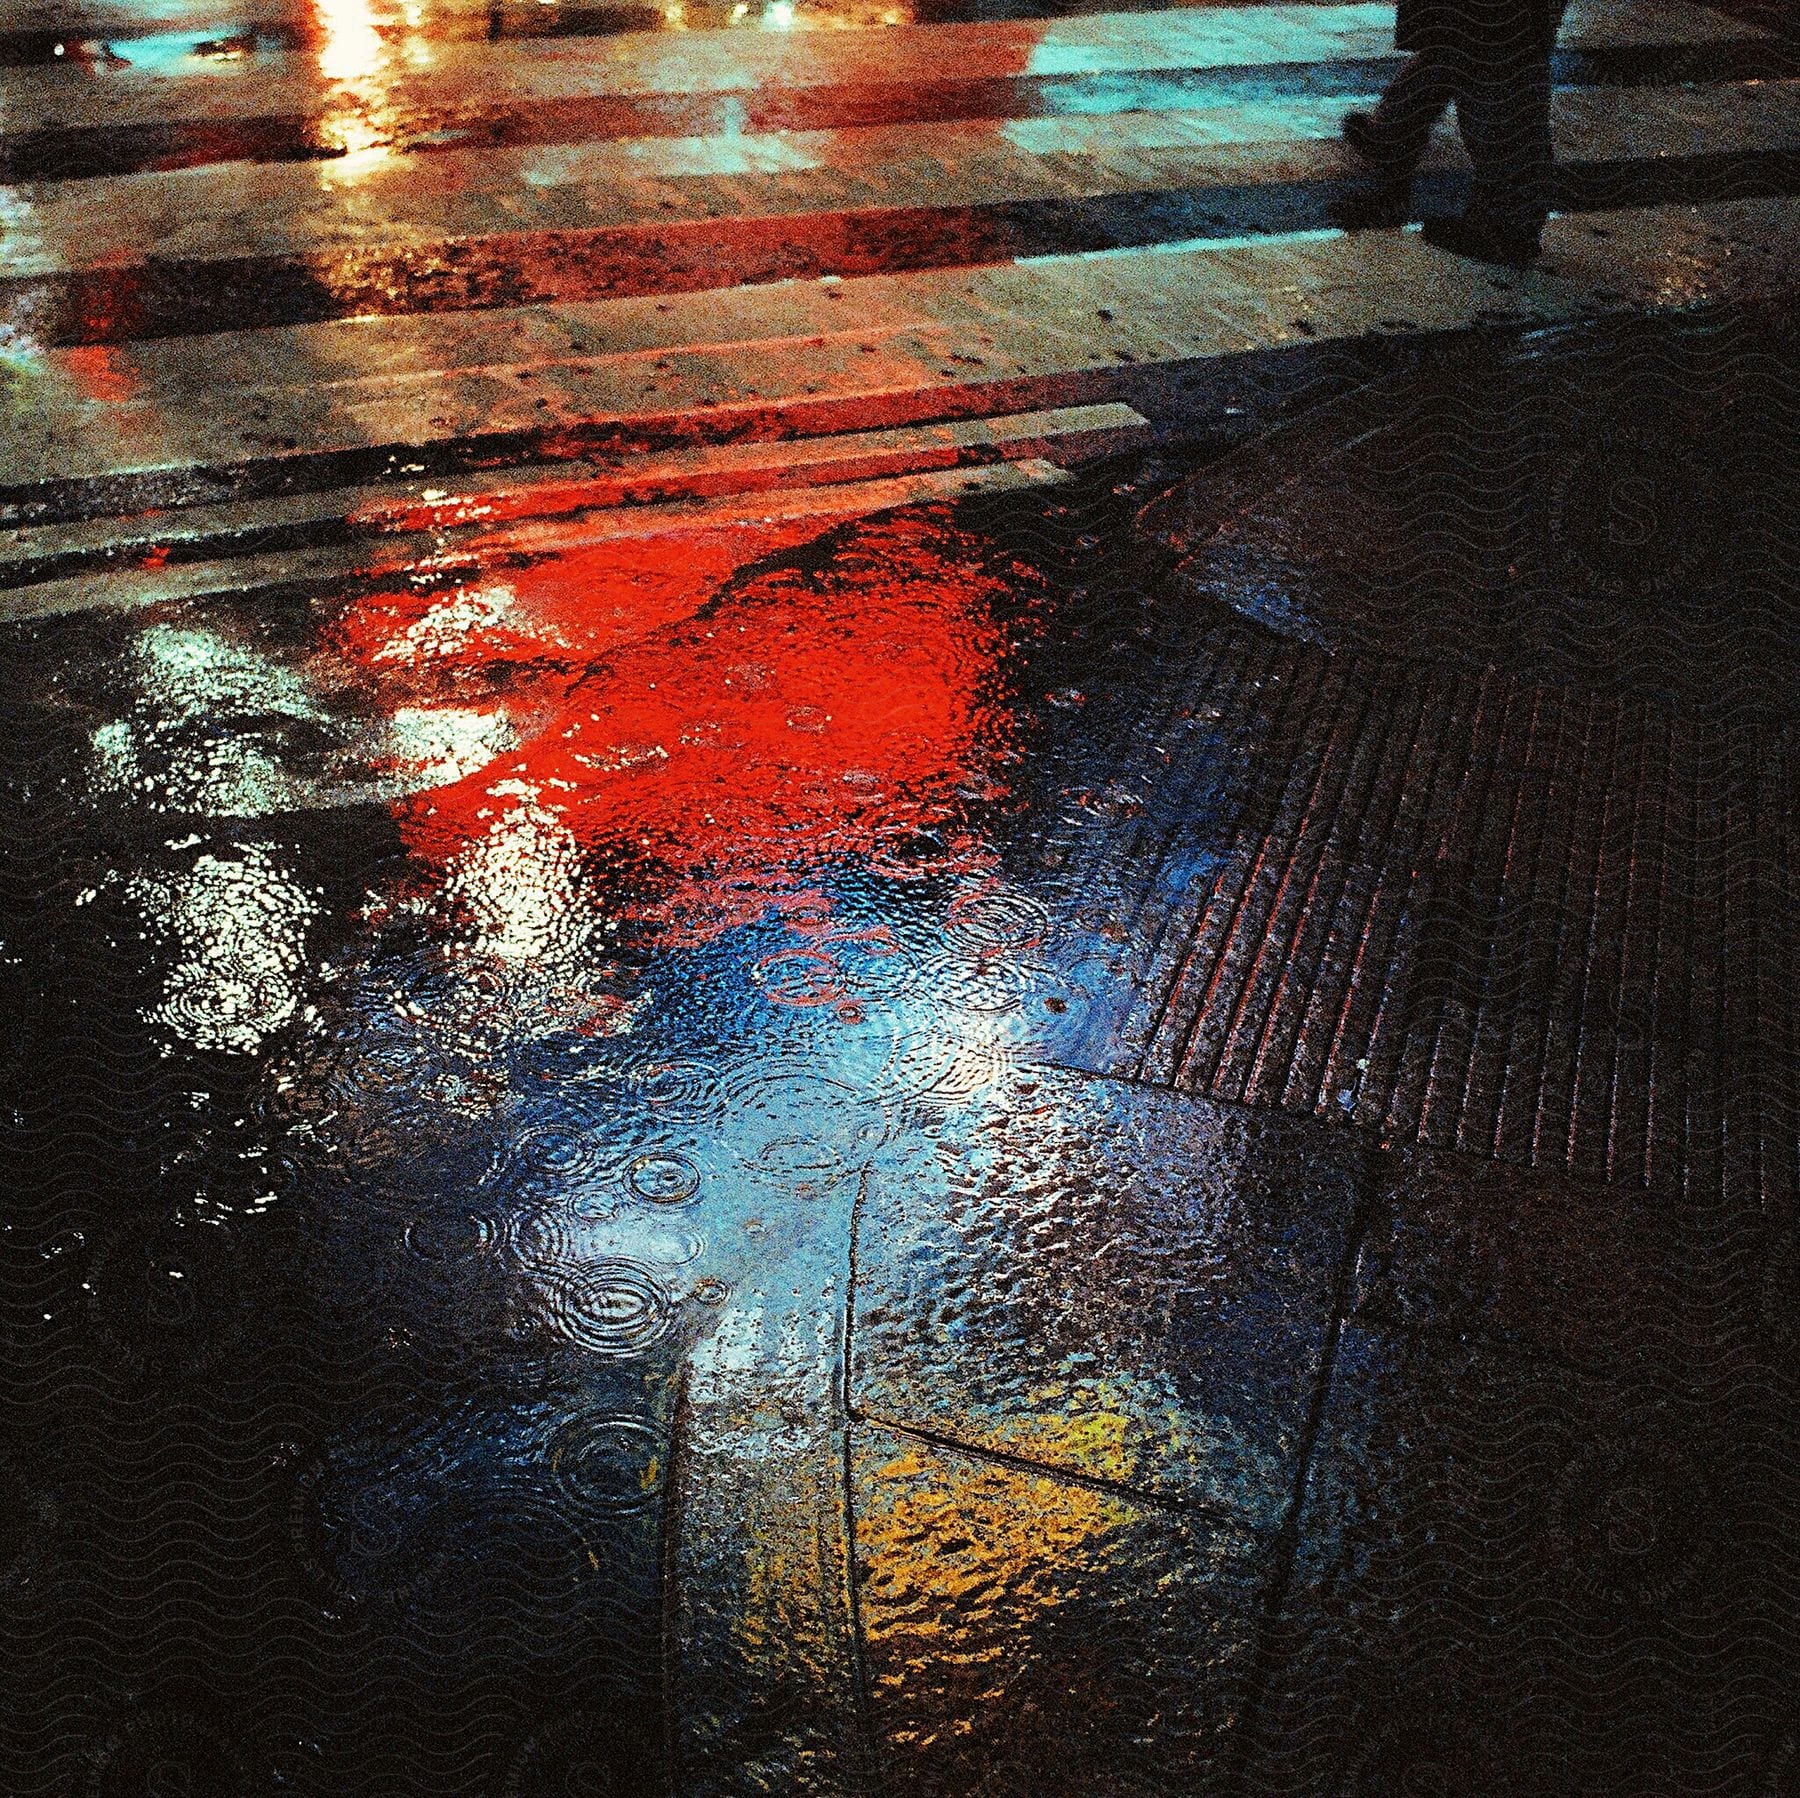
xmin=1420 ymin=212 xmax=1543 ymax=267
xmin=1341 ymin=109 xmax=1412 ymax=172
xmin=1327 ymin=180 xmax=1411 ymax=231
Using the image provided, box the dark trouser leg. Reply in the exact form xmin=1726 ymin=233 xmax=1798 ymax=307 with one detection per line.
xmin=1453 ymin=44 xmax=1554 ymax=233
xmin=1367 ymin=50 xmax=1458 ymax=171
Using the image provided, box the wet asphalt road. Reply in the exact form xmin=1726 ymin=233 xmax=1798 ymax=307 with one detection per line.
xmin=4 ymin=0 xmax=1800 ymax=1791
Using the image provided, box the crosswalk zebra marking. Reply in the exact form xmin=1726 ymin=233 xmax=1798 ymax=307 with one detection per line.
xmin=5 ymin=195 xmax=1796 ymax=507
xmin=0 ymin=452 xmax=1073 ymax=619
xmin=0 ymin=0 xmax=1764 ymax=142
xmin=7 ymin=78 xmax=1794 ymax=286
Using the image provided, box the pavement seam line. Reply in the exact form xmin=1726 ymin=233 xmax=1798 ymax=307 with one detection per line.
xmin=1227 ymin=1143 xmax=1384 ymax=1786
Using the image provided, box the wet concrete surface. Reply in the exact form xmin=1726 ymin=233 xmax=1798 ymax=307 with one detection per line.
xmin=5 ymin=0 xmax=1800 ymax=1782
xmin=6 ymin=43 xmax=1785 ymax=184
xmin=14 ymin=144 xmax=1800 ymax=347
xmin=2 ymin=298 xmax=1797 ymax=1795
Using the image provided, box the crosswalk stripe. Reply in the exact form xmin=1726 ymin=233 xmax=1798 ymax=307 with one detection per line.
xmin=2 ymin=0 xmax=1792 ymax=550
xmin=11 ymin=79 xmax=1794 ymax=282
xmin=6 ymin=196 xmax=1797 ymax=521
xmin=0 ymin=454 xmax=1072 ymax=620
xmin=0 ymin=0 xmax=1410 ymax=59
xmin=0 ymin=4 xmax=1418 ymax=133
xmin=0 ymin=401 xmax=1147 ymax=589
xmin=4 ymin=79 xmax=1795 ymax=346
xmin=6 ymin=39 xmax=1784 ymax=184
xmin=0 ymin=0 xmax=1764 ymax=140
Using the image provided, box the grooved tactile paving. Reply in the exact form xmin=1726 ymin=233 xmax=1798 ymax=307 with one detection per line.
xmin=1124 ymin=634 xmax=1796 ymax=1206
xmin=1066 ymin=323 xmax=1800 ymax=1213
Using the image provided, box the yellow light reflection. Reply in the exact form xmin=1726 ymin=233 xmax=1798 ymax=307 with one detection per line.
xmin=858 ymin=1412 xmax=1136 ymax=1676
xmin=307 ymin=0 xmax=427 ymax=163
xmin=312 ymin=0 xmax=383 ymax=84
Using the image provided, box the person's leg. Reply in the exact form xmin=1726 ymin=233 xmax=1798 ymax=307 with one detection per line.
xmin=1332 ymin=48 xmax=1457 ymax=226
xmin=1349 ymin=50 xmax=1457 ymax=172
xmin=1452 ymin=39 xmax=1555 ymax=236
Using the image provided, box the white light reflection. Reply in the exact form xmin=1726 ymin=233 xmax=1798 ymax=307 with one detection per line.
xmin=313 ymin=0 xmax=383 ymax=83
xmin=386 ymin=706 xmax=520 ymax=789
xmin=307 ymin=0 xmax=424 ymax=163
xmin=440 ymin=785 xmax=597 ymax=966
xmin=134 ymin=848 xmax=317 ymax=1054
xmin=370 ymin=582 xmax=522 ymax=665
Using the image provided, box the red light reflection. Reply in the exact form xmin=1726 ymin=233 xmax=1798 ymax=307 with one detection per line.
xmin=331 ymin=505 xmax=1031 ymax=936
xmin=61 ymin=343 xmax=140 ymax=403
